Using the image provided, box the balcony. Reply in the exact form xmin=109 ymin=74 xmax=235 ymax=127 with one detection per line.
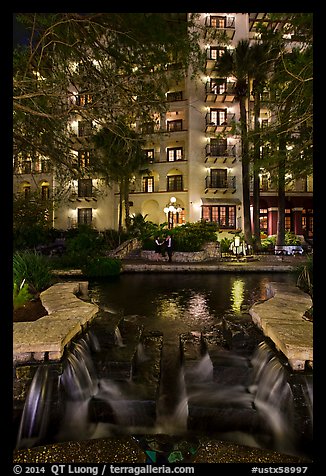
xmin=166 ymin=91 xmax=184 ymax=102
xmin=68 ymin=180 xmax=98 ymax=203
xmin=249 ymin=13 xmax=268 ymax=31
xmin=14 ymin=160 xmax=51 ymax=175
xmin=68 ymin=192 xmax=98 ymax=203
xmin=249 ymin=13 xmax=289 ymax=33
xmin=205 ymin=48 xmax=226 ymax=71
xmin=205 ymin=81 xmax=236 ymax=103
xmin=205 ymin=113 xmax=235 ymax=133
xmin=205 ymin=175 xmax=236 ymax=194
xmin=141 ymin=119 xmax=186 ymax=135
xmin=205 ymin=144 xmax=236 ymax=164
xmin=204 ymin=15 xmax=235 ymax=40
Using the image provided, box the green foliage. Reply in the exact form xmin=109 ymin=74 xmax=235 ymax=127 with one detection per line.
xmin=14 ymin=225 xmax=62 ymax=251
xmin=219 ymin=237 xmax=233 ymax=254
xmin=142 ymin=220 xmax=218 ymax=252
xmin=14 ymin=13 xmax=203 ymax=180
xmin=261 ymin=235 xmax=276 ymax=250
xmin=63 ymin=224 xmax=106 ymax=267
xmin=50 ymin=226 xmax=128 ymax=269
xmin=261 ymin=232 xmax=302 ymax=250
xmin=81 ymin=257 xmax=121 ymax=278
xmin=171 ymin=221 xmax=218 ymax=252
xmin=284 ymin=231 xmax=301 ymax=245
xmin=296 ymin=255 xmax=313 ymax=298
xmin=13 ymin=251 xmax=54 ymax=293
xmin=13 ymin=191 xmax=58 ymax=250
xmin=13 ymin=281 xmax=33 ymax=310
xmin=128 ymin=213 xmax=166 ymax=243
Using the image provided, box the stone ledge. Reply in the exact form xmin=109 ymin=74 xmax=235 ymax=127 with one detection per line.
xmin=249 ymin=282 xmax=313 ymax=371
xmin=13 ymin=281 xmax=99 ymax=363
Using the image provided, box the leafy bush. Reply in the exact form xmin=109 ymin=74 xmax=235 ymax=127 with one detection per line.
xmin=219 ymin=237 xmax=233 ymax=254
xmin=172 ymin=221 xmax=218 ymax=252
xmin=13 ymin=281 xmax=33 ymax=310
xmin=261 ymin=232 xmax=302 ymax=250
xmin=81 ymin=257 xmax=121 ymax=278
xmin=284 ymin=231 xmax=302 ymax=245
xmin=296 ymin=255 xmax=313 ymax=298
xmin=63 ymin=224 xmax=106 ymax=267
xmin=13 ymin=251 xmax=54 ymax=293
xmin=142 ymin=221 xmax=218 ymax=252
xmin=261 ymin=235 xmax=276 ymax=251
xmin=128 ymin=213 xmax=166 ymax=243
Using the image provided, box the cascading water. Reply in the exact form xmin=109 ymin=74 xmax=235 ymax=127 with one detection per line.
xmin=16 ymin=365 xmax=54 ymax=449
xmin=15 ymin=306 xmax=313 ymax=460
xmin=250 ymin=343 xmax=297 ymax=454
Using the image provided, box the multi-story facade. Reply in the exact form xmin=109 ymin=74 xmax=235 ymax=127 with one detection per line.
xmin=13 ymin=13 xmax=313 ymax=241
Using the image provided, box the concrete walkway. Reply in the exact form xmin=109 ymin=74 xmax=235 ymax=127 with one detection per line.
xmin=249 ymin=281 xmax=313 ymax=371
xmin=122 ymin=253 xmax=307 ymax=273
xmin=13 ymin=281 xmax=99 ymax=363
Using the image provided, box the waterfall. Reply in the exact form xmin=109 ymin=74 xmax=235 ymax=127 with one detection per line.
xmin=60 ymin=337 xmax=98 ymax=400
xmin=16 ymin=365 xmax=53 ymax=449
xmin=114 ymin=327 xmax=125 ymax=347
xmin=156 ymin=366 xmax=189 ymax=434
xmin=249 ymin=342 xmax=297 ymax=454
xmin=15 ymin=329 xmax=312 ymax=459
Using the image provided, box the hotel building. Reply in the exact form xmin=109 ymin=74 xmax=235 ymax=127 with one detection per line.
xmin=13 ymin=13 xmax=313 ymax=241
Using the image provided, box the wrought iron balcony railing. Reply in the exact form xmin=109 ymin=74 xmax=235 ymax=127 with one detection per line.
xmin=205 ymin=175 xmax=236 ymax=191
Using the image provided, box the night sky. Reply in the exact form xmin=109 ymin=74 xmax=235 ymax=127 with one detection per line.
xmin=13 ymin=14 xmax=29 ymax=46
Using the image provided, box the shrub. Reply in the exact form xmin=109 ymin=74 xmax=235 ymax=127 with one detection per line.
xmin=219 ymin=237 xmax=233 ymax=254
xmin=13 ymin=251 xmax=54 ymax=293
xmin=142 ymin=221 xmax=219 ymax=252
xmin=296 ymin=255 xmax=313 ymax=298
xmin=81 ymin=257 xmax=121 ymax=278
xmin=13 ymin=281 xmax=33 ymax=310
xmin=60 ymin=225 xmax=106 ymax=267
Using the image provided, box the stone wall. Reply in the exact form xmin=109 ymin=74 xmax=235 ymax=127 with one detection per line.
xmin=141 ymin=241 xmax=221 ymax=262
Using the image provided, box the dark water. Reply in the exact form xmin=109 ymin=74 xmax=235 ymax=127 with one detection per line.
xmin=89 ymin=272 xmax=297 ymax=337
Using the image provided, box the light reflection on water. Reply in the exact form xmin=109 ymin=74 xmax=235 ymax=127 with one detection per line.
xmin=230 ymin=278 xmax=245 ymax=314
xmin=89 ymin=273 xmax=297 ymax=337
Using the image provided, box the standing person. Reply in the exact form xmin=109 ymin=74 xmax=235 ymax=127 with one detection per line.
xmin=154 ymin=236 xmax=164 ymax=260
xmin=165 ymin=234 xmax=173 ymax=262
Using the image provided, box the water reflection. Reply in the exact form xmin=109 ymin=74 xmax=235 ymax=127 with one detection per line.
xmin=90 ymin=273 xmax=297 ymax=336
xmin=188 ymin=292 xmax=211 ymax=319
xmin=230 ymin=278 xmax=245 ymax=314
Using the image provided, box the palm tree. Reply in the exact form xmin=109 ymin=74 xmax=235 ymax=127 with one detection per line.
xmin=216 ymin=40 xmax=253 ymax=245
xmin=91 ymin=122 xmax=147 ymax=234
xmin=249 ymin=41 xmax=276 ymax=251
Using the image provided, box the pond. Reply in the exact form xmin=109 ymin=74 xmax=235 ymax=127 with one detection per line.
xmin=15 ymin=272 xmax=313 ymax=460
xmin=89 ymin=272 xmax=297 ymax=334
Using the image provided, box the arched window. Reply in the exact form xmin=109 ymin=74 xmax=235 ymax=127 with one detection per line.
xmin=41 ymin=182 xmax=50 ymax=200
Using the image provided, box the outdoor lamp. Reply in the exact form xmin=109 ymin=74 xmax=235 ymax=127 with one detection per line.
xmin=164 ymin=197 xmax=182 ymax=229
xmin=234 ymin=236 xmax=240 ymax=247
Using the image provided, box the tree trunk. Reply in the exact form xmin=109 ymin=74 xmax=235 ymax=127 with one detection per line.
xmin=276 ymin=97 xmax=292 ymax=247
xmin=123 ymin=178 xmax=131 ymax=231
xmin=239 ymin=96 xmax=252 ymax=245
xmin=252 ymin=88 xmax=262 ymax=251
xmin=276 ymin=139 xmax=286 ymax=247
xmin=118 ymin=183 xmax=123 ymax=240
